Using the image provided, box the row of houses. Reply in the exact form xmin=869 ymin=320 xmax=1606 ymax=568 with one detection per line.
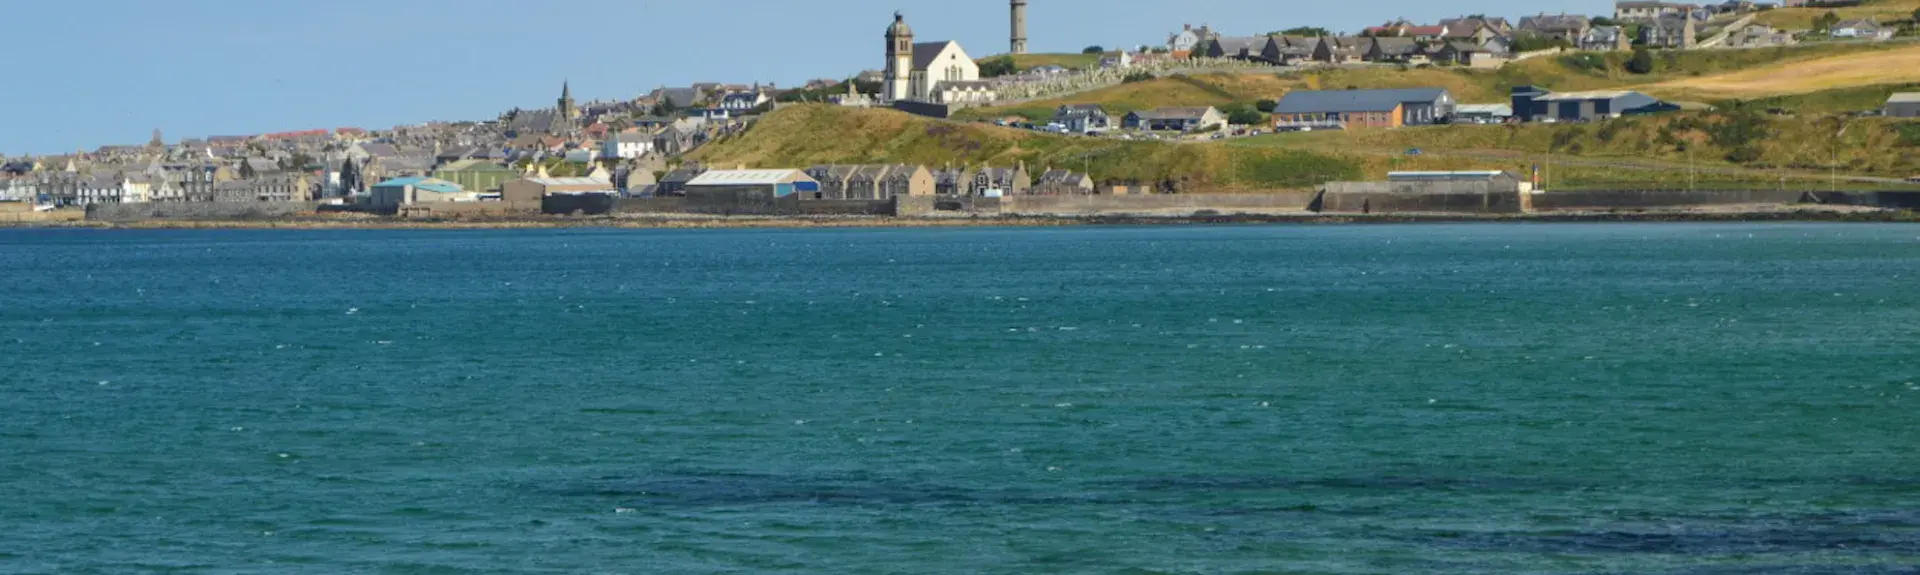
xmin=1263 ymin=86 xmax=1674 ymax=129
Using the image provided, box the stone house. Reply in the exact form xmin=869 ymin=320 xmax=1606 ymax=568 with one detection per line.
xmin=655 ymin=163 xmax=708 ymax=196
xmin=971 ymin=166 xmax=1031 ymax=196
xmin=1031 ymin=169 xmax=1094 ymax=195
xmin=1364 ymin=37 xmax=1429 ymax=64
xmin=1579 ymin=26 xmax=1633 ymax=51
xmin=1641 ymin=16 xmax=1698 ymax=49
xmin=932 ymin=167 xmax=975 ymax=196
xmin=1435 ymin=42 xmax=1511 ymax=68
xmin=803 ymin=165 xmax=861 ymax=198
xmin=1312 ymin=37 xmax=1369 ymax=63
xmin=1517 ymin=14 xmax=1591 ymax=42
xmin=1615 ymin=1 xmax=1691 ymax=21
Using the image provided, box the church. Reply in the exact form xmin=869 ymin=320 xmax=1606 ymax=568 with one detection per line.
xmin=884 ymin=13 xmax=995 ymax=105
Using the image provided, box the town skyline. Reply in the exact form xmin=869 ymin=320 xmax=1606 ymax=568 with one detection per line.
xmin=2 ymin=0 xmax=1612 ymax=155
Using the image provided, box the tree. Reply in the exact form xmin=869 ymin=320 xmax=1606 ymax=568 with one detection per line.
xmin=1813 ymin=11 xmax=1841 ymax=33
xmin=979 ymin=56 xmax=1017 ymax=78
xmin=1082 ymin=45 xmax=1105 ymax=54
xmin=1223 ymin=103 xmax=1264 ymax=126
xmin=1913 ymin=7 xmax=1920 ymax=23
xmin=1626 ymin=47 xmax=1656 ymax=74
xmin=1255 ymin=99 xmax=1278 ymax=113
xmin=1275 ymin=26 xmax=1331 ymax=37
xmin=339 ymin=157 xmax=360 ymax=194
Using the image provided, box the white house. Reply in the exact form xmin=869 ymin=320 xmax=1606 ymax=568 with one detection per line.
xmin=719 ymin=91 xmax=769 ymax=111
xmin=1831 ymin=18 xmax=1893 ymax=40
xmin=1168 ymin=24 xmax=1212 ymax=53
xmin=601 ymin=130 xmax=654 ymax=160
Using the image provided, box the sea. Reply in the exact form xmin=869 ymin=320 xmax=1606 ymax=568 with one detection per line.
xmin=1 ymin=223 xmax=1917 ymax=574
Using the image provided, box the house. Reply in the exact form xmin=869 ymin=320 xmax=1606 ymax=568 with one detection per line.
xmin=1832 ymin=18 xmax=1893 ymax=40
xmin=1517 ymin=14 xmax=1592 ymax=42
xmin=1167 ymin=24 xmax=1214 ymax=53
xmin=370 ymin=177 xmax=469 ymax=206
xmin=1364 ymin=37 xmax=1429 ymax=64
xmin=1452 ymin=104 xmax=1515 ymax=123
xmin=1436 ymin=41 xmax=1512 ymax=68
xmin=1031 ymin=169 xmax=1094 ymax=195
xmin=1641 ymin=16 xmax=1698 ymax=49
xmin=1615 ymin=1 xmax=1692 ymax=21
xmin=970 ymin=166 xmax=1031 ymax=196
xmin=804 ymin=164 xmax=862 ymax=198
xmin=1204 ymin=36 xmax=1273 ymax=63
xmin=931 ymin=166 xmax=975 ymax=195
xmin=842 ymin=164 xmax=933 ymax=199
xmin=1727 ymin=24 xmax=1796 ymax=47
xmin=1439 ymin=17 xmax=1511 ymax=44
xmin=1510 ymin=86 xmax=1678 ymax=122
xmin=719 ymin=91 xmax=769 ymax=111
xmin=1268 ymin=36 xmax=1319 ymax=65
xmin=431 ymin=160 xmax=521 ymax=193
xmin=1053 ymin=104 xmax=1112 ymax=133
xmin=1272 ymin=88 xmax=1455 ymax=129
xmin=1122 ymin=107 xmax=1227 ymax=132
xmin=1440 ymin=16 xmax=1513 ymax=36
xmin=1364 ymin=21 xmax=1451 ymax=42
xmin=883 ymin=13 xmax=985 ymax=104
xmin=1579 ymin=26 xmax=1633 ymax=51
xmin=500 ymin=176 xmax=616 ymax=204
xmin=682 ymin=169 xmax=820 ymax=210
xmin=1884 ymin=93 xmax=1920 ymax=118
xmin=1312 ymin=37 xmax=1369 ymax=63
xmin=601 ymin=130 xmax=655 ymax=160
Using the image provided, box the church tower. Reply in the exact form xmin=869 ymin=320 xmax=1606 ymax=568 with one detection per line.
xmin=884 ymin=12 xmax=915 ymax=102
xmin=554 ymin=81 xmax=579 ymax=134
xmin=558 ymin=81 xmax=577 ymax=122
xmin=1011 ymin=0 xmax=1028 ymax=55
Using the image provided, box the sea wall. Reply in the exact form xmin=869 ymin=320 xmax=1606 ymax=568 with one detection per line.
xmin=1532 ymin=190 xmax=1808 ymax=211
xmin=0 ymin=209 xmax=84 ymax=224
xmin=399 ymin=201 xmax=540 ymax=218
xmin=1316 ymin=190 xmax=1530 ymax=214
xmin=998 ymin=193 xmax=1317 ymax=215
xmin=87 ymin=201 xmax=320 ymax=222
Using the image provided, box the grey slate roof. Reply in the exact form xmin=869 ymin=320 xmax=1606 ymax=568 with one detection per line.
xmin=1369 ymin=37 xmax=1422 ymax=56
xmin=1518 ymin=14 xmax=1590 ymax=33
xmin=911 ymin=41 xmax=961 ymax=71
xmin=1274 ymin=89 xmax=1450 ymax=114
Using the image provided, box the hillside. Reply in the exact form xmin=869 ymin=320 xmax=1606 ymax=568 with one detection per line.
xmin=695 ymin=105 xmax=1919 ymax=192
xmin=1752 ymin=0 xmax=1920 ymax=30
xmin=1643 ymin=43 xmax=1920 ymax=100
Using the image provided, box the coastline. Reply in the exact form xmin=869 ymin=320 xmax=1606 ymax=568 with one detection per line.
xmin=4 ymin=205 xmax=1916 ymax=230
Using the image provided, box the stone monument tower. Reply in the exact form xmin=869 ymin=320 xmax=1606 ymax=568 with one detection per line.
xmin=1010 ymin=0 xmax=1028 ymax=54
xmin=884 ymin=12 xmax=915 ymax=102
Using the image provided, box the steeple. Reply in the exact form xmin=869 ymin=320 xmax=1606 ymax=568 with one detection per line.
xmin=558 ymin=80 xmax=577 ymax=121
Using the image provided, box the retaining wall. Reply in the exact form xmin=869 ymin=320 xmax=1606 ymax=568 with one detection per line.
xmin=0 ymin=209 xmax=84 ymax=224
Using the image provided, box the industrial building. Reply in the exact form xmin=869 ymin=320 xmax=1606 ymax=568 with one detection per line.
xmin=1510 ymin=86 xmax=1677 ymax=122
xmin=368 ymin=177 xmax=473 ymax=207
xmin=1884 ymin=93 xmax=1920 ymax=118
xmin=683 ymin=169 xmax=820 ymax=213
xmin=1271 ymin=88 xmax=1455 ymax=129
xmin=500 ymin=176 xmax=617 ymax=204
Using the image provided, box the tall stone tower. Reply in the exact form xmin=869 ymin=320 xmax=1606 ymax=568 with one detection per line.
xmin=885 ymin=12 xmax=915 ymax=102
xmin=1010 ymin=0 xmax=1029 ymax=54
xmin=558 ymin=81 xmax=577 ymax=121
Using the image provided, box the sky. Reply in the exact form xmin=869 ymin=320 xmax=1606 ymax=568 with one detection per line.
xmin=0 ymin=0 xmax=1606 ymax=155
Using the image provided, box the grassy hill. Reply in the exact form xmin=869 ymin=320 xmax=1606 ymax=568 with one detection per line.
xmin=1753 ymin=0 xmax=1920 ymax=30
xmin=1643 ymin=43 xmax=1920 ymax=100
xmin=695 ymin=105 xmax=1920 ymax=191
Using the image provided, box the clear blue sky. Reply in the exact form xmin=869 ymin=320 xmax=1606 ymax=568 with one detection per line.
xmin=0 ymin=0 xmax=1605 ymax=155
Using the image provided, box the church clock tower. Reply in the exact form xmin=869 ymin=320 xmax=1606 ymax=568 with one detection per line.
xmin=884 ymin=12 xmax=915 ymax=102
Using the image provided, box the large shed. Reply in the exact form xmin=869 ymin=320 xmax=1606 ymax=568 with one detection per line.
xmin=683 ymin=169 xmax=820 ymax=214
xmin=1885 ymin=93 xmax=1920 ymax=118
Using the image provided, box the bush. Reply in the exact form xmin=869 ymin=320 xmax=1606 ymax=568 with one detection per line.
xmin=1626 ymin=47 xmax=1656 ymax=74
xmin=1082 ymin=45 xmax=1105 ymax=55
xmin=1596 ymin=119 xmax=1625 ymax=142
xmin=1122 ymin=71 xmax=1154 ymax=83
xmin=1221 ymin=103 xmax=1264 ymax=126
xmin=1255 ymin=99 xmax=1278 ymax=113
xmin=1726 ymin=146 xmax=1764 ymax=163
xmin=980 ymin=56 xmax=1017 ymax=78
xmin=1564 ymin=52 xmax=1608 ymax=72
xmin=1896 ymin=123 xmax=1920 ymax=147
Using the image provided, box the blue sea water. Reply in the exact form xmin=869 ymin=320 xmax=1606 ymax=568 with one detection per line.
xmin=1 ymin=223 xmax=1918 ymax=574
